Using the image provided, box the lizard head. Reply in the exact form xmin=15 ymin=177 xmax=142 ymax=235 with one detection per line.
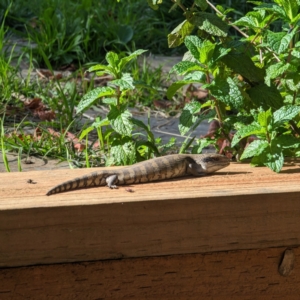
xmin=192 ymin=154 xmax=230 ymax=174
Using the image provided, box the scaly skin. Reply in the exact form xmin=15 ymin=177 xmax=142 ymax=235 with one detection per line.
xmin=46 ymin=154 xmax=230 ymax=196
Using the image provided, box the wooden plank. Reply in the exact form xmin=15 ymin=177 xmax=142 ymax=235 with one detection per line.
xmin=0 ymin=246 xmax=299 ymax=300
xmin=1 ymin=161 xmax=300 ymax=267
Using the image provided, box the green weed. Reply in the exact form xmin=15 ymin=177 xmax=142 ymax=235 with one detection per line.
xmin=77 ymin=49 xmax=161 ymax=166
xmin=0 ymin=115 xmax=10 ymax=172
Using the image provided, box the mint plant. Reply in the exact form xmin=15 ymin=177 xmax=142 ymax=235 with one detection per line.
xmin=76 ymin=50 xmax=160 ymax=166
xmin=148 ymin=0 xmax=300 ymax=172
xmin=232 ymin=106 xmax=300 ymax=172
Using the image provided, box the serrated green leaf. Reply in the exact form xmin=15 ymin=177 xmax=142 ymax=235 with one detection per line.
xmin=240 ymin=139 xmax=269 ymax=159
xmin=188 ymin=12 xmax=229 ymax=37
xmin=294 ymin=41 xmax=300 ymax=47
xmin=110 ymin=73 xmax=134 ymax=91
xmin=192 ymin=138 xmax=216 ymax=154
xmin=199 ymin=40 xmax=215 ymax=65
xmin=182 ymin=50 xmax=197 ymax=62
xmin=265 ymin=143 xmax=284 ymax=172
xmin=248 ymin=83 xmax=283 ymax=109
xmin=107 ymin=106 xmax=133 ymax=136
xmin=273 ymin=105 xmax=300 ymax=125
xmin=257 ymin=109 xmax=272 ymax=127
xmin=88 ymin=64 xmax=117 ymax=77
xmin=179 ymin=101 xmax=202 ymax=135
xmin=273 ymin=135 xmax=300 ymax=148
xmin=231 ymin=124 xmax=266 ymax=147
xmin=265 ymin=62 xmax=291 ymax=86
xmin=234 ymin=10 xmax=274 ymax=28
xmin=274 ymin=0 xmax=299 ymax=20
xmin=168 ymin=20 xmax=195 ymax=48
xmin=195 ymin=0 xmax=208 ymax=10
xmin=110 ymin=136 xmax=136 ymax=165
xmin=169 ymin=61 xmax=202 ymax=75
xmin=184 ymin=35 xmax=202 ymax=60
xmin=284 ymin=70 xmax=300 ymax=91
xmin=211 ymin=44 xmax=231 ymax=63
xmin=216 ymin=5 xmax=226 ymax=14
xmin=233 ymin=15 xmax=260 ymax=29
xmin=209 ymin=77 xmax=245 ymax=109
xmin=221 ymin=51 xmax=265 ymax=83
xmin=250 ymin=142 xmax=284 ymax=172
xmin=283 ymin=77 xmax=300 ymax=92
xmin=292 ymin=14 xmax=300 ymax=24
xmin=291 ymin=49 xmax=300 ymax=58
xmin=105 ymin=52 xmax=119 ymax=68
xmin=250 ymin=151 xmax=266 ymax=166
xmin=88 ymin=64 xmax=109 ymax=72
xmin=118 ymin=49 xmax=148 ymax=70
xmin=167 ymin=71 xmax=206 ymax=99
xmin=77 ymin=86 xmax=115 ymax=114
xmin=183 ymin=71 xmax=206 ymax=81
xmin=266 ymin=29 xmax=296 ymax=54
xmin=252 ymin=3 xmax=287 ymax=19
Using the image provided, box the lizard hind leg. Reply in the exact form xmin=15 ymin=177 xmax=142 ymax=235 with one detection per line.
xmin=106 ymin=174 xmax=119 ymax=189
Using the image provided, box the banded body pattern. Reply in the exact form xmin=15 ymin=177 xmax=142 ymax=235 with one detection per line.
xmin=116 ymin=154 xmax=189 ymax=184
xmin=46 ymin=170 xmax=117 ymax=195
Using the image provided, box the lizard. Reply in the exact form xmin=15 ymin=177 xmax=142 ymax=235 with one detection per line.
xmin=46 ymin=153 xmax=230 ymax=196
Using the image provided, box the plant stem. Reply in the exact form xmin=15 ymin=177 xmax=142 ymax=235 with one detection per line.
xmin=171 ymin=0 xmax=186 ymax=12
xmin=206 ymin=0 xmax=248 ymax=38
xmin=289 ymin=120 xmax=300 ymax=136
xmin=205 ymin=71 xmax=223 ymax=124
xmin=116 ymin=86 xmax=121 ymax=109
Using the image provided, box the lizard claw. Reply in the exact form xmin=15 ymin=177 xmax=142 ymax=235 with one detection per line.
xmin=107 ymin=184 xmax=118 ymax=189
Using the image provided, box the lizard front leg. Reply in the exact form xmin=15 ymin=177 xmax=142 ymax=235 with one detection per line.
xmin=187 ymin=162 xmax=206 ymax=176
xmin=106 ymin=174 xmax=119 ymax=188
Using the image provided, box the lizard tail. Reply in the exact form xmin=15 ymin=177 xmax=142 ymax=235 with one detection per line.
xmin=46 ymin=171 xmax=105 ymax=196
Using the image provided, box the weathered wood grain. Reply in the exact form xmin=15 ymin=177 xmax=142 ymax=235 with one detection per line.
xmin=1 ymin=246 xmax=299 ymax=300
xmin=1 ymin=161 xmax=300 ymax=267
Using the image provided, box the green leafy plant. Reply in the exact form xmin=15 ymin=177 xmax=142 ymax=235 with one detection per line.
xmin=0 ymin=115 xmax=10 ymax=172
xmin=232 ymin=106 xmax=300 ymax=172
xmin=148 ymin=0 xmax=300 ymax=172
xmin=0 ymin=5 xmax=20 ymax=103
xmin=77 ymin=49 xmax=161 ymax=166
